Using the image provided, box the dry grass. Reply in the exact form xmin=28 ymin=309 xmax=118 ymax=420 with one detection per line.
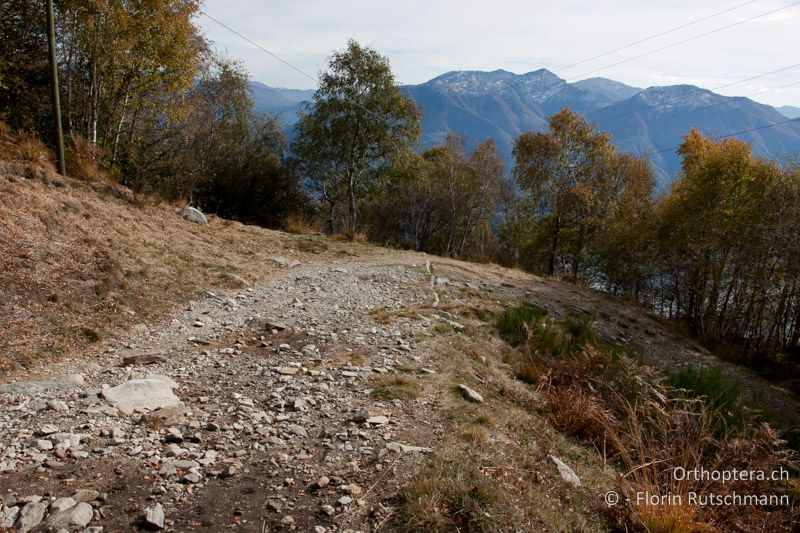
xmin=283 ymin=212 xmax=319 ymax=235
xmin=65 ymin=136 xmax=105 ymax=181
xmin=497 ymin=304 xmax=799 ymax=532
xmin=0 ymin=154 xmax=330 ymax=378
xmin=394 ymin=335 xmax=614 ymax=532
xmin=0 ymin=126 xmax=56 ymax=180
xmin=370 ymin=374 xmax=422 ymax=400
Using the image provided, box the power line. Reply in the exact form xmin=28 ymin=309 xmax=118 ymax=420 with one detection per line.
xmin=200 ymin=11 xmax=319 ymax=86
xmin=605 ymin=78 xmax=800 ymax=138
xmin=641 ymin=116 xmax=800 ymax=158
xmin=570 ymin=0 xmax=800 ymax=80
xmin=200 ymin=10 xmax=800 ymax=174
xmin=559 ymin=0 xmax=759 ymax=72
xmin=591 ymin=62 xmax=800 ymax=125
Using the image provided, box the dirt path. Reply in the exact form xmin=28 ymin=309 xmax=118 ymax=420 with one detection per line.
xmin=1 ymin=250 xmax=798 ymax=531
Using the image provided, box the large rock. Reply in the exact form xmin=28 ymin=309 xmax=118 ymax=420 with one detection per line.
xmin=47 ymin=501 xmax=93 ymax=530
xmin=179 ymin=206 xmax=207 ymax=225
xmin=102 ymin=379 xmax=181 ymax=415
xmin=14 ymin=501 xmax=48 ymax=532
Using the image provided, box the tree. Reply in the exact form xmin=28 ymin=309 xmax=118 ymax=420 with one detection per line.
xmin=512 ymin=108 xmax=616 ymax=277
xmin=292 ymin=40 xmax=420 ymax=238
xmin=593 ymin=154 xmax=656 ymax=298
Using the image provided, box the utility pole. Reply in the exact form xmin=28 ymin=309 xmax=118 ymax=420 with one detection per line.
xmin=46 ymin=0 xmax=66 ymax=175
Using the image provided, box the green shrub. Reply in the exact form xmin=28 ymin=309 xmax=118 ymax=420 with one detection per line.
xmin=495 ymin=302 xmax=548 ymax=346
xmin=563 ymin=310 xmax=596 ymax=351
xmin=667 ymin=365 xmax=763 ymax=431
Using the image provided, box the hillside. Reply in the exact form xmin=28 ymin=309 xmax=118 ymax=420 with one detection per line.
xmin=1 ymin=140 xmax=798 ymax=531
xmin=253 ymin=70 xmax=800 ymax=187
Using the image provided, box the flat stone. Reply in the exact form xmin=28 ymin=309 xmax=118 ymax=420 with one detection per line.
xmin=0 ymin=380 xmax=73 ymax=396
xmin=47 ymin=502 xmax=93 ymax=530
xmin=366 ymin=415 xmax=389 ymax=426
xmin=122 ymin=353 xmax=167 ymax=366
xmin=102 ymin=379 xmax=181 ymax=415
xmin=50 ymin=497 xmax=77 ymax=513
xmin=270 ymin=256 xmax=300 ymax=268
xmin=276 ymin=367 xmax=299 ymax=376
xmin=458 ymin=384 xmax=484 ymax=403
xmin=71 ymin=489 xmax=100 ymax=503
xmin=36 ymin=424 xmax=59 ymax=436
xmin=549 ymin=455 xmax=581 ymax=487
xmin=382 ymin=442 xmax=432 ymax=455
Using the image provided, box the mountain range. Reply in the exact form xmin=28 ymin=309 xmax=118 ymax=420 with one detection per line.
xmin=249 ymin=70 xmax=800 ymax=188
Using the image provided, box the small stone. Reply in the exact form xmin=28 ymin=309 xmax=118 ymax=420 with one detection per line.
xmin=281 ymin=515 xmax=295 ymax=525
xmin=143 ymin=503 xmax=165 ymax=529
xmin=71 ymin=489 xmax=100 ymax=503
xmin=164 ymin=427 xmax=184 ymax=443
xmin=36 ymin=439 xmax=53 ymax=451
xmin=458 ymin=384 xmax=484 ymax=403
xmin=267 ymin=499 xmax=282 ymax=512
xmin=549 ymin=455 xmax=581 ymax=487
xmin=337 ymin=495 xmax=353 ymax=506
xmin=50 ymin=497 xmax=77 ymax=513
xmin=36 ymin=424 xmax=59 ymax=436
xmin=366 ymin=415 xmax=389 ymax=426
xmin=46 ymin=399 xmax=69 ymax=411
xmin=1 ymin=506 xmax=20 ymax=528
xmin=122 ymin=353 xmax=167 ymax=366
xmin=320 ymin=504 xmax=335 ymax=516
xmin=316 ymin=476 xmax=330 ymax=489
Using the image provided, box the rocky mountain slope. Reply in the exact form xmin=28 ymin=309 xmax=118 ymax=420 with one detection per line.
xmin=1 ymin=166 xmax=797 ymax=530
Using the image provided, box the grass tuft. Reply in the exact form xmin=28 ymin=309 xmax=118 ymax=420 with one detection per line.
xmin=371 ymin=374 xmax=422 ymax=400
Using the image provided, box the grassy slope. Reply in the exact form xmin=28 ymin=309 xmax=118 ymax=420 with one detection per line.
xmin=0 ymin=167 xmax=352 ymax=378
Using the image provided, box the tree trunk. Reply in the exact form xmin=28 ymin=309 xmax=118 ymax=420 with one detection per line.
xmin=549 ymin=215 xmax=561 ymax=276
xmin=347 ymin=173 xmax=357 ymax=239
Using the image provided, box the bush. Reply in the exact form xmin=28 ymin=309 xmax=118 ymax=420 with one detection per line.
xmin=495 ymin=302 xmax=548 ymax=346
xmin=667 ymin=365 xmax=765 ymax=431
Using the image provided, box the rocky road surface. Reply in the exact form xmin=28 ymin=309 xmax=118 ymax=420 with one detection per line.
xmin=2 ymin=252 xmax=799 ymax=532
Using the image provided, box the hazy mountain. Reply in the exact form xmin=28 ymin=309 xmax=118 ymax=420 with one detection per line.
xmin=249 ymin=81 xmax=313 ymax=125
xmin=251 ymin=70 xmax=800 ymax=188
xmin=778 ymin=105 xmax=800 ymax=119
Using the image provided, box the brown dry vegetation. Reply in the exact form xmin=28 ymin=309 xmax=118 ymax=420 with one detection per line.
xmin=0 ymin=140 xmax=360 ymax=379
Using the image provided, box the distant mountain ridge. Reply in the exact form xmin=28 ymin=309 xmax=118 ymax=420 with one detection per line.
xmin=249 ymin=69 xmax=800 ymax=187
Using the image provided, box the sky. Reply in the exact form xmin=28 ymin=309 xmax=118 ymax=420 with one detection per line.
xmin=197 ymin=0 xmax=800 ymax=108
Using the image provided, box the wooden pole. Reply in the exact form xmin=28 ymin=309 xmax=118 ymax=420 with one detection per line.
xmin=46 ymin=0 xmax=66 ymax=175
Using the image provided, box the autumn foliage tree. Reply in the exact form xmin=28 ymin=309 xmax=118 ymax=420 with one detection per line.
xmin=511 ymin=108 xmax=627 ymax=278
